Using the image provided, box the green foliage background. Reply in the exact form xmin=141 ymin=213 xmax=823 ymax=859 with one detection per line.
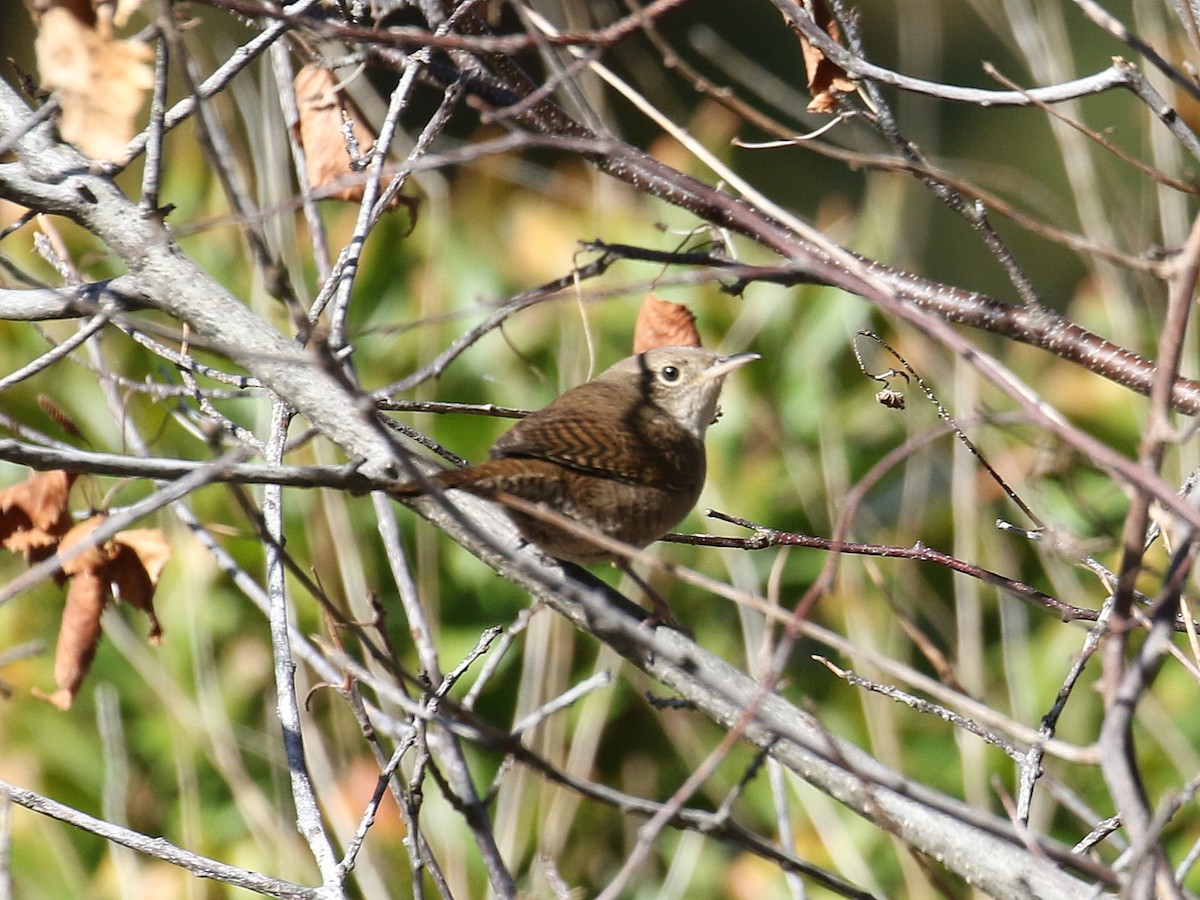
xmin=3 ymin=1 xmax=1199 ymax=897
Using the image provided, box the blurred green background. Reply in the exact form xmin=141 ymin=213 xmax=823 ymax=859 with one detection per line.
xmin=2 ymin=0 xmax=1197 ymax=897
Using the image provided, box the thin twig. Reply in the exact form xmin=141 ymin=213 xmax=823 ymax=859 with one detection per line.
xmin=0 ymin=780 xmax=316 ymax=898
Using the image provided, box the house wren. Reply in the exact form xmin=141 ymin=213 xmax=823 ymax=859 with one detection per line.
xmin=394 ymin=346 xmax=758 ymax=564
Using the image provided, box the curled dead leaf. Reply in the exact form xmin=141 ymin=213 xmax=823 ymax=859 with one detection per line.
xmin=792 ymin=0 xmax=856 ymax=114
xmin=0 ymin=470 xmax=76 ymax=562
xmin=633 ymin=294 xmax=702 ymax=354
xmin=34 ymin=516 xmax=170 ymax=708
xmin=293 ymin=66 xmax=419 ymax=220
xmin=34 ymin=6 xmax=153 ymax=160
xmin=295 ymin=65 xmax=378 ymax=203
xmin=49 ymin=568 xmax=106 ymax=709
xmin=110 ymin=528 xmax=170 ymax=641
xmin=58 ymin=514 xmax=118 ymax=575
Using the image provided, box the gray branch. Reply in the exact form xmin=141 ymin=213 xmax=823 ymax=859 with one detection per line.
xmin=0 ymin=780 xmax=316 ymax=899
xmin=0 ymin=80 xmax=400 ymax=483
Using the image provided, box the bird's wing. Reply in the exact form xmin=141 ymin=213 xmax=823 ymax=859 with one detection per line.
xmin=491 ymin=382 xmax=703 ymax=492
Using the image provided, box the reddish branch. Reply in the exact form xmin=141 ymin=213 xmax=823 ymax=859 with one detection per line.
xmin=353 ymin=17 xmax=1200 ymax=417
xmin=580 ymin=241 xmax=1200 ymax=415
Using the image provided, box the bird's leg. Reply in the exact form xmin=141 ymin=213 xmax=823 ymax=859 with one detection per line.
xmin=615 ymin=560 xmax=689 ymax=634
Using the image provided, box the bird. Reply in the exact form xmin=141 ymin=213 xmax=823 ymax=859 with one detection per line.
xmin=393 ymin=346 xmax=758 ymax=566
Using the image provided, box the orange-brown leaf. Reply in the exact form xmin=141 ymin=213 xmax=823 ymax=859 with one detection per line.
xmin=34 ymin=7 xmax=153 ymax=160
xmin=58 ymin=514 xmax=117 ymax=575
xmin=45 ymin=569 xmax=107 ymax=709
xmin=31 ymin=520 xmax=169 ymax=708
xmin=0 ymin=470 xmax=76 ymax=560
xmin=112 ymin=529 xmax=170 ymax=584
xmin=109 ymin=529 xmax=170 ymax=642
xmin=794 ymin=0 xmax=856 ymax=113
xmin=633 ymin=294 xmax=702 ymax=354
xmin=295 ymin=65 xmax=380 ymax=203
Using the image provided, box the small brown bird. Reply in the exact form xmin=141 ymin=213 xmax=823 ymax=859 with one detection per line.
xmin=394 ymin=346 xmax=758 ymax=565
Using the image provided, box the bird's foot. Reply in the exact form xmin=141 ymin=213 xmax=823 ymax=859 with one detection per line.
xmin=642 ymin=601 xmax=693 ymax=638
xmin=617 ymin=560 xmax=692 ymax=636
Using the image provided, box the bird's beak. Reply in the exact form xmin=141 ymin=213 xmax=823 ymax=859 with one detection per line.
xmin=701 ymin=352 xmax=760 ymax=381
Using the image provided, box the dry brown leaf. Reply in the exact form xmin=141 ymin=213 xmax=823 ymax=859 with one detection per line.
xmin=633 ymin=293 xmax=702 ymax=354
xmin=35 ymin=516 xmax=170 ymax=707
xmin=793 ymin=0 xmax=856 ymax=113
xmin=295 ymin=65 xmax=380 ymax=203
xmin=38 ymin=569 xmax=106 ymax=710
xmin=0 ymin=470 xmax=76 ymax=561
xmin=58 ymin=513 xmax=117 ymax=575
xmin=112 ymin=528 xmax=170 ymax=585
xmin=110 ymin=528 xmax=170 ymax=641
xmin=35 ymin=7 xmax=153 ymax=160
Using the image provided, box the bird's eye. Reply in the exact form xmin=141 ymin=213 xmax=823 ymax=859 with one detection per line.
xmin=660 ymin=365 xmax=681 ymax=383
